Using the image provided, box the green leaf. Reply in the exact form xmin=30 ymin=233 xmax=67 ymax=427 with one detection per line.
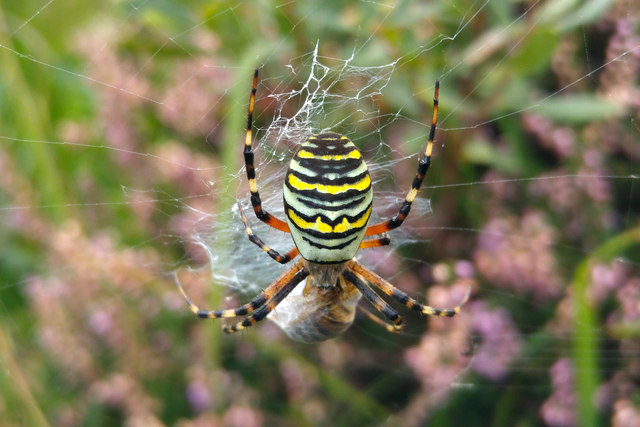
xmin=509 ymin=28 xmax=558 ymax=76
xmin=532 ymin=94 xmax=623 ymax=123
xmin=557 ymin=0 xmax=615 ymax=32
xmin=463 ymin=138 xmax=522 ymax=174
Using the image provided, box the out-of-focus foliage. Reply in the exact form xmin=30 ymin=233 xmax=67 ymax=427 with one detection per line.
xmin=0 ymin=0 xmax=639 ymax=426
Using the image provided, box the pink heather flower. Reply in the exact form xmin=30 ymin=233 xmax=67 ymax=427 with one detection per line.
xmin=598 ymin=16 xmax=640 ymax=109
xmin=540 ymin=358 xmax=576 ymax=427
xmin=280 ymin=358 xmax=316 ymax=402
xmin=616 ymin=279 xmax=640 ymax=321
xmin=612 ymin=399 xmax=640 ymax=427
xmin=454 ymin=260 xmax=475 ymax=278
xmin=186 ymin=381 xmax=211 ymax=413
xmin=468 ymin=301 xmax=522 ymax=381
xmin=222 ymin=406 xmax=263 ymax=427
xmin=588 ymin=261 xmax=628 ymax=305
xmin=405 ymin=283 xmax=471 ymax=406
xmin=159 ymin=58 xmax=233 ymax=137
xmin=522 ymin=114 xmax=576 ymax=158
xmin=474 ymin=211 xmax=562 ymax=300
xmin=88 ymin=307 xmax=114 ymax=336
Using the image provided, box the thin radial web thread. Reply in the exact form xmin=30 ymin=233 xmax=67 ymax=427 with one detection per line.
xmin=183 ymin=52 xmax=434 ymax=295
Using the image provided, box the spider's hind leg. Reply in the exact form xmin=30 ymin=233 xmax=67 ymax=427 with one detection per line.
xmin=348 ymin=260 xmax=470 ymax=318
xmin=342 ymin=269 xmax=403 ymax=332
xmin=223 ymin=266 xmax=309 ymax=333
xmin=357 ymin=305 xmax=401 ymax=334
xmin=175 ymin=259 xmax=306 ymax=322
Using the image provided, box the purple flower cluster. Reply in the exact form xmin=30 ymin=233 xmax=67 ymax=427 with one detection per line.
xmin=474 ymin=211 xmax=562 ymax=300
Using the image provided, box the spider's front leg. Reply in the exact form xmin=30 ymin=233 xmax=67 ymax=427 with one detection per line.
xmin=237 ymin=202 xmax=299 ymax=264
xmin=358 ymin=233 xmax=391 ymax=249
xmin=243 ymin=68 xmax=290 ymax=233
xmin=365 ymin=80 xmax=439 ymax=237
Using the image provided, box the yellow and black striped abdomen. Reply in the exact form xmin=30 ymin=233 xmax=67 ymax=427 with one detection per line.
xmin=283 ymin=133 xmax=372 ymax=264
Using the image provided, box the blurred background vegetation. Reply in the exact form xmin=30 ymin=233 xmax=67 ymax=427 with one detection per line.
xmin=0 ymin=0 xmax=639 ymax=426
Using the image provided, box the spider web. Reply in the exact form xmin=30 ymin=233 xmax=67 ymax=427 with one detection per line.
xmin=185 ymin=44 xmax=432 ymax=295
xmin=0 ymin=0 xmax=639 ymax=425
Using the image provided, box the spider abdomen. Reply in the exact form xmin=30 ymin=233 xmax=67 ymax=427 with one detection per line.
xmin=283 ymin=133 xmax=373 ymax=264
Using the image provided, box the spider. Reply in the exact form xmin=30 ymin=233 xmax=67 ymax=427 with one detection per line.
xmin=177 ymin=69 xmax=470 ymax=343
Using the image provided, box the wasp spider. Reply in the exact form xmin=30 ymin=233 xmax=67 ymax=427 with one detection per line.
xmin=177 ymin=69 xmax=470 ymax=343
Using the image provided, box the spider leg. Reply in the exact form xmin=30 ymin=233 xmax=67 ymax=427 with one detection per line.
xmin=342 ymin=269 xmax=403 ymax=331
xmin=348 ymin=260 xmax=470 ymax=317
xmin=365 ymin=81 xmax=439 ymax=237
xmin=223 ymin=267 xmax=309 ymax=333
xmin=244 ymin=68 xmax=290 ymax=233
xmin=175 ymin=259 xmax=305 ymax=319
xmin=238 ymin=202 xmax=299 ymax=264
xmin=358 ymin=233 xmax=391 ymax=250
xmin=357 ymin=305 xmax=400 ymax=334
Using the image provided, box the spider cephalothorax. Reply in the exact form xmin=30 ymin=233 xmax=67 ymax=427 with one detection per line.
xmin=177 ymin=69 xmax=470 ymax=343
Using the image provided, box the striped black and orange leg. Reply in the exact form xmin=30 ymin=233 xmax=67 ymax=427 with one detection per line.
xmin=358 ymin=233 xmax=391 ymax=250
xmin=223 ymin=267 xmax=309 ymax=334
xmin=175 ymin=259 xmax=305 ymax=319
xmin=243 ymin=68 xmax=290 ymax=233
xmin=238 ymin=203 xmax=299 ymax=264
xmin=348 ymin=260 xmax=470 ymax=317
xmin=357 ymin=306 xmax=400 ymax=334
xmin=342 ymin=270 xmax=403 ymax=332
xmin=365 ymin=81 xmax=439 ymax=237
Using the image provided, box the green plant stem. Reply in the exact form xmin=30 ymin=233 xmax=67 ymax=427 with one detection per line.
xmin=206 ymin=49 xmax=265 ymax=365
xmin=0 ymin=323 xmax=50 ymax=426
xmin=572 ymin=226 xmax=640 ymax=427
xmin=0 ymin=5 xmax=69 ymax=222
